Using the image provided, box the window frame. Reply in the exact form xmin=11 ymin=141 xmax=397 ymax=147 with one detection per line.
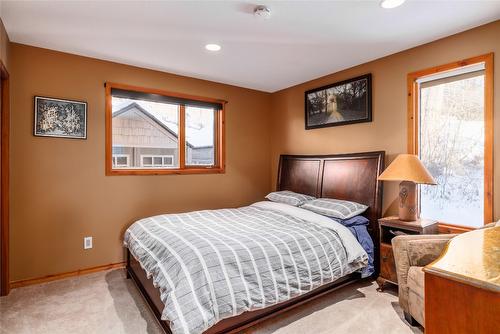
xmin=112 ymin=154 xmax=130 ymax=168
xmin=407 ymin=53 xmax=493 ymax=229
xmin=105 ymin=82 xmax=226 ymax=176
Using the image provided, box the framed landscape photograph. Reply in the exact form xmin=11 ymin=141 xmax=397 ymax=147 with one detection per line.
xmin=305 ymin=74 xmax=372 ymax=129
xmin=34 ymin=96 xmax=87 ymax=139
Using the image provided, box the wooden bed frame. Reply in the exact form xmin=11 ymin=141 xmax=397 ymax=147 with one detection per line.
xmin=126 ymin=151 xmax=385 ymax=334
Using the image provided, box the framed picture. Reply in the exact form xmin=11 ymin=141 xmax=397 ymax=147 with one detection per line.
xmin=305 ymin=74 xmax=372 ymax=129
xmin=34 ymin=96 xmax=87 ymax=139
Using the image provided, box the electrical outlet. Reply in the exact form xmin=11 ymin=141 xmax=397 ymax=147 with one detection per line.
xmin=84 ymin=236 xmax=93 ymax=250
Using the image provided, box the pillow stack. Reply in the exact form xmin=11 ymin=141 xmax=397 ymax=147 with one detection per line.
xmin=265 ymin=190 xmax=368 ymax=220
xmin=300 ymin=198 xmax=368 ymax=219
xmin=265 ymin=190 xmax=315 ymax=206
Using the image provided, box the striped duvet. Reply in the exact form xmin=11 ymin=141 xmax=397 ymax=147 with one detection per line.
xmin=124 ymin=203 xmax=368 ymax=334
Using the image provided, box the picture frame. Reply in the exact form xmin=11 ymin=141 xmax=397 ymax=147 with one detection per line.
xmin=34 ymin=96 xmax=87 ymax=139
xmin=305 ymin=73 xmax=372 ymax=129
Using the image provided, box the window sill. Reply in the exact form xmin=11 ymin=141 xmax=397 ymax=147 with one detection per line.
xmin=437 ymin=223 xmax=475 ymax=234
xmin=106 ymin=167 xmax=225 ymax=176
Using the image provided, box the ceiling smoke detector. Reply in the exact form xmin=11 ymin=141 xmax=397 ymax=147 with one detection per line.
xmin=254 ymin=5 xmax=271 ymax=19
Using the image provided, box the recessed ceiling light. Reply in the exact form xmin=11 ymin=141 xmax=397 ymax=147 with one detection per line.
xmin=380 ymin=0 xmax=406 ymax=9
xmin=205 ymin=44 xmax=221 ymax=52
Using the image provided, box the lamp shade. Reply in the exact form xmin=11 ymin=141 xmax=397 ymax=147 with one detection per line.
xmin=378 ymin=154 xmax=436 ymax=185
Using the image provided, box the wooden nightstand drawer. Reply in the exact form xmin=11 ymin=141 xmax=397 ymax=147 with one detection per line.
xmin=376 ymin=216 xmax=438 ymax=291
xmin=380 ymin=243 xmax=397 ymax=283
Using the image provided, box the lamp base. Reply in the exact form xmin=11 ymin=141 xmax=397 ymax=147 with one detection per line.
xmin=398 ymin=181 xmax=418 ymax=221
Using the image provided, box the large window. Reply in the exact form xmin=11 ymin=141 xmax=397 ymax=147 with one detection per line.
xmin=408 ymin=54 xmax=493 ymax=228
xmin=105 ymin=83 xmax=225 ymax=175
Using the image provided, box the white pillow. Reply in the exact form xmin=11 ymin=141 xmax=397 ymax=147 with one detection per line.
xmin=265 ymin=191 xmax=316 ymax=207
xmin=300 ymin=198 xmax=368 ymax=219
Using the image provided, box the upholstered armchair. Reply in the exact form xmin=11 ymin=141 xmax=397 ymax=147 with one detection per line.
xmin=391 ymin=234 xmax=456 ymax=327
xmin=392 ymin=221 xmax=500 ymax=327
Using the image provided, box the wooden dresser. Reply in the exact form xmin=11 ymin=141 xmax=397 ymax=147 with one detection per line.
xmin=424 ymin=226 xmax=500 ymax=334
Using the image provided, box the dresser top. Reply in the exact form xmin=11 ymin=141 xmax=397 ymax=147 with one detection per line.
xmin=424 ymin=226 xmax=500 ymax=292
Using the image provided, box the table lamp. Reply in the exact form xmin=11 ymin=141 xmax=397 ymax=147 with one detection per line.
xmin=378 ymin=154 xmax=436 ymax=221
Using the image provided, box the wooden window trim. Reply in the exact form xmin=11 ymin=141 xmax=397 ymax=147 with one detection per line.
xmin=105 ymin=82 xmax=226 ymax=176
xmin=437 ymin=223 xmax=476 ymax=234
xmin=407 ymin=53 xmax=494 ymax=228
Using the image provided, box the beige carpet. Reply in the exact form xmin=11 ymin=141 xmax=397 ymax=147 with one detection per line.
xmin=0 ymin=269 xmax=422 ymax=334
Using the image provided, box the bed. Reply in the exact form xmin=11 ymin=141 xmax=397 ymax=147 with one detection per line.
xmin=125 ymin=151 xmax=385 ymax=334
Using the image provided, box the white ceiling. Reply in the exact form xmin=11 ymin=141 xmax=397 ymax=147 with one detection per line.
xmin=2 ymin=1 xmax=500 ymax=92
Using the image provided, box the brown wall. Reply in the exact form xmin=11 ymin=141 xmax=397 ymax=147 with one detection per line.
xmin=270 ymin=20 xmax=500 ymax=221
xmin=10 ymin=44 xmax=272 ymax=281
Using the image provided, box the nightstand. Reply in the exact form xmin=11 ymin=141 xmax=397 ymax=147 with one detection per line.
xmin=376 ymin=216 xmax=439 ymax=291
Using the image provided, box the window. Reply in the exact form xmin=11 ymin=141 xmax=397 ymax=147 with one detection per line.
xmin=185 ymin=106 xmax=216 ymax=166
xmin=112 ymin=154 xmax=130 ymax=168
xmin=105 ymin=83 xmax=225 ymax=175
xmin=408 ymin=54 xmax=493 ymax=228
xmin=141 ymin=155 xmax=174 ymax=168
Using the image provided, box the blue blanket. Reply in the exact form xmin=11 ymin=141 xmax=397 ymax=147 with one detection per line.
xmin=332 ymin=216 xmax=374 ymax=278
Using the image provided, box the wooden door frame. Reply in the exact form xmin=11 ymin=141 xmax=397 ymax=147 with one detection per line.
xmin=0 ymin=60 xmax=9 ymax=296
xmin=407 ymin=53 xmax=494 ymax=230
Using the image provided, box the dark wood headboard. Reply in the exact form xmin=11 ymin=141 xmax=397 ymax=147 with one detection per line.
xmin=276 ymin=151 xmax=385 ymax=271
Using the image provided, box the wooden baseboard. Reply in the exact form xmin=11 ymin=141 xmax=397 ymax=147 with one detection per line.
xmin=10 ymin=262 xmax=126 ymax=289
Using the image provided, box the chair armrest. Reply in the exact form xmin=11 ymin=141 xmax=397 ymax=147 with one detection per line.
xmin=391 ymin=235 xmax=457 ymax=286
xmin=482 ymin=221 xmax=500 ymax=229
xmin=391 ymin=234 xmax=457 ymax=312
